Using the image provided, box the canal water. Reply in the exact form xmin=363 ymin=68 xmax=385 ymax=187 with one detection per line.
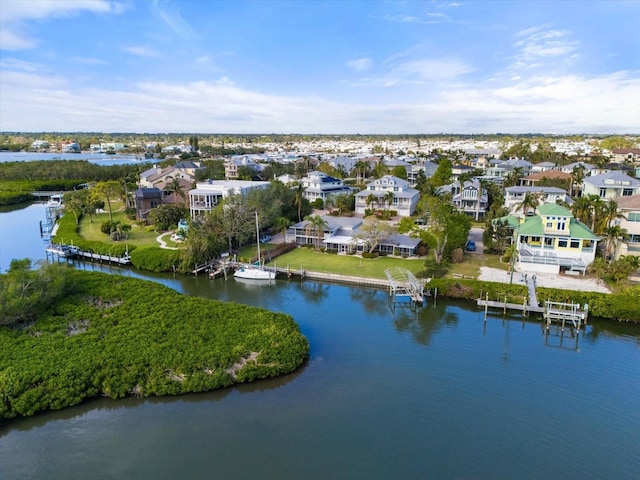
xmin=0 ymin=151 xmax=150 ymax=166
xmin=1 ymin=203 xmax=639 ymax=479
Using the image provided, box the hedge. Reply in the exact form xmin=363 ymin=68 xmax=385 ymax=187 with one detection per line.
xmin=536 ymin=287 xmax=640 ymax=322
xmin=130 ymin=246 xmax=180 ymax=272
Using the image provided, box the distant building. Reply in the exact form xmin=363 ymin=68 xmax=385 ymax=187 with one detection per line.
xmin=31 ymin=140 xmax=50 ymax=151
xmin=63 ymin=141 xmax=81 ymax=153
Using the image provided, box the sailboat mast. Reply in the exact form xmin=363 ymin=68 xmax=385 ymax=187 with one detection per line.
xmin=255 ymin=211 xmax=261 ymax=263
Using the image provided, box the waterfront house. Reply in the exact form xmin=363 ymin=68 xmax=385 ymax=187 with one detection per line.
xmin=354 ymin=175 xmax=419 ymax=217
xmin=286 ymin=215 xmax=421 ymax=256
xmin=188 ymin=179 xmax=270 ymax=218
xmin=582 ymin=171 xmax=640 ymax=199
xmin=612 ymin=194 xmax=640 ymax=260
xmin=500 ymin=203 xmax=599 ymax=274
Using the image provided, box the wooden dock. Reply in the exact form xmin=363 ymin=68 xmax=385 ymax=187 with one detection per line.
xmin=45 ymin=244 xmax=131 ymax=265
xmin=477 ymin=295 xmax=588 ymax=330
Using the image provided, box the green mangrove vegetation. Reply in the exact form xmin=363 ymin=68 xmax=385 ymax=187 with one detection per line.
xmin=0 ymin=266 xmax=309 ymax=419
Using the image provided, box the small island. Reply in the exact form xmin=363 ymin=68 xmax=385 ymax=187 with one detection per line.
xmin=0 ymin=263 xmax=309 ymax=419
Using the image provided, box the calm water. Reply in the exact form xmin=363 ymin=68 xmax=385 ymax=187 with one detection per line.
xmin=1 ymin=203 xmax=639 ymax=479
xmin=0 ymin=151 xmax=151 ymax=166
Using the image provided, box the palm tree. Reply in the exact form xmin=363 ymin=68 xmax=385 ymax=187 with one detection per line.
xmin=588 ymin=257 xmax=608 ymax=284
xmin=569 ymin=165 xmax=585 ymax=197
xmin=273 ymin=216 xmax=291 ymax=240
xmin=365 ymin=193 xmax=377 ymax=214
xmin=595 ymin=200 xmax=621 ymax=235
xmin=602 ymin=225 xmax=628 ymax=259
xmin=384 ymin=190 xmax=395 ymax=215
xmin=514 ymin=192 xmax=541 ymax=216
xmin=571 ymin=195 xmax=594 ymax=226
xmin=166 ymin=177 xmax=186 ymax=205
xmin=294 ymin=183 xmax=305 ymax=222
xmin=304 ymin=214 xmax=328 ymax=250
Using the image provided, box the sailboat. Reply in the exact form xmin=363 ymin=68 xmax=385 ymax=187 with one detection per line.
xmin=234 ymin=212 xmax=276 ymax=281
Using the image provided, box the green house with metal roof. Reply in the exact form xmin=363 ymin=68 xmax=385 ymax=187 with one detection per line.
xmin=496 ymin=203 xmax=599 ymax=274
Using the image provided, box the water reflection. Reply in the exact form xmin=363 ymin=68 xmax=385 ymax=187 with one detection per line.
xmin=392 ymin=302 xmax=460 ymax=345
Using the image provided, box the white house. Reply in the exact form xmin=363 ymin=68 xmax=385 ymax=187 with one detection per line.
xmin=582 ymin=171 xmax=640 ymax=199
xmin=300 ymin=171 xmax=353 ymax=203
xmin=613 ymin=194 xmax=640 ymax=259
xmin=286 ymin=215 xmax=421 ymax=256
xmin=504 ymin=186 xmax=571 ymax=214
xmin=354 ymin=175 xmax=419 ymax=217
xmin=188 ymin=180 xmax=270 ymax=218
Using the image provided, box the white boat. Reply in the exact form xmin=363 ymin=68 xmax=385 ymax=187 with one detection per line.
xmin=234 ymin=212 xmax=275 ymax=281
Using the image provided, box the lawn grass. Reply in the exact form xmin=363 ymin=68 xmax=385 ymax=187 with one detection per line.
xmin=79 ymin=205 xmax=159 ymax=247
xmin=264 ymin=247 xmax=426 ymax=279
xmin=446 ymin=252 xmax=509 ymax=279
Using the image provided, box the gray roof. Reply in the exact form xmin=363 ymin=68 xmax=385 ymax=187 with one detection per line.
xmin=583 ymin=171 xmax=640 ymax=188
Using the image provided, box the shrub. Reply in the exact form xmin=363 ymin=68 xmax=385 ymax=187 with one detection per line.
xmin=451 ymin=248 xmax=464 ymax=263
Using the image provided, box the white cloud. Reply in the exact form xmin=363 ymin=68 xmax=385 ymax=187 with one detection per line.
xmin=347 ymin=58 xmax=373 ymax=71
xmin=0 ymin=0 xmax=125 ymax=50
xmin=122 ymin=46 xmax=160 ymax=58
xmin=353 ymin=58 xmax=473 ymax=87
xmin=150 ymin=0 xmax=195 ymax=39
xmin=510 ymin=26 xmax=579 ymax=70
xmin=1 ymin=67 xmax=638 ymax=134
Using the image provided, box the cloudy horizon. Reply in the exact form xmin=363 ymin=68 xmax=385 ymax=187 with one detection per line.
xmin=1 ymin=1 xmax=638 ymax=134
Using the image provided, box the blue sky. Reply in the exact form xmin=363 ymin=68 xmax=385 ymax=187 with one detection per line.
xmin=1 ymin=0 xmax=638 ymax=134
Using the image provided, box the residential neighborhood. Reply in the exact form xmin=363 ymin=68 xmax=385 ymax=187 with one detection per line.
xmin=96 ymin=133 xmax=640 ymax=282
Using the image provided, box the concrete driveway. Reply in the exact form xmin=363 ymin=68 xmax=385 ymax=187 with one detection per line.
xmin=467 ymin=226 xmax=485 ymax=254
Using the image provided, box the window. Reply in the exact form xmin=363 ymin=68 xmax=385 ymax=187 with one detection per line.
xmin=623 ymin=189 xmax=634 ymax=196
xmin=570 ymin=239 xmax=580 ymax=249
xmin=558 ymin=222 xmax=566 ymax=230
xmin=546 ymin=222 xmax=552 ymax=228
xmin=545 ymin=237 xmax=554 ymax=246
xmin=558 ymin=239 xmax=568 ymax=248
xmin=599 ymin=188 xmax=607 ymax=197
xmin=628 ymin=212 xmax=640 ymax=222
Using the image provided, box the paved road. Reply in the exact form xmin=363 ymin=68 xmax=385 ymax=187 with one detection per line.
xmin=467 ymin=226 xmax=485 ymax=254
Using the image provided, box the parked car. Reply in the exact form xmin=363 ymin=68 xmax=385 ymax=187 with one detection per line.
xmin=260 ymin=235 xmax=272 ymax=243
xmin=465 ymin=240 xmax=476 ymax=252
